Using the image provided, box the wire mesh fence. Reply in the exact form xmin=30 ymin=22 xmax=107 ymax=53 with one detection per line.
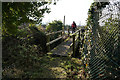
xmin=82 ymin=1 xmax=120 ymax=80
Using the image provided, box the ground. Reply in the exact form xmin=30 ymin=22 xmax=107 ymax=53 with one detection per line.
xmin=3 ymin=54 xmax=86 ymax=79
xmin=3 ymin=35 xmax=87 ymax=79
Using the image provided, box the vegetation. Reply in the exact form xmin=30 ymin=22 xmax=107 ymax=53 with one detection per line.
xmin=87 ymin=2 xmax=109 ymax=28
xmin=2 ymin=0 xmax=120 ymax=79
xmin=2 ymin=1 xmax=59 ymax=79
xmin=86 ymin=1 xmax=120 ymax=79
xmin=46 ymin=20 xmax=63 ymax=32
xmin=2 ymin=2 xmax=51 ymax=35
xmin=3 ymin=53 xmax=84 ymax=78
xmin=45 ymin=20 xmax=63 ymax=50
xmin=2 ymin=1 xmax=75 ymax=79
xmin=2 ymin=25 xmax=47 ymax=77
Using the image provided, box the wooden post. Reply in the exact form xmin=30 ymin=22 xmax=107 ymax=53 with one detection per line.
xmin=63 ymin=15 xmax=65 ymax=35
xmin=61 ymin=31 xmax=63 ymax=42
xmin=61 ymin=31 xmax=63 ymax=37
xmin=68 ymin=28 xmax=70 ymax=37
xmin=78 ymin=30 xmax=80 ymax=40
xmin=47 ymin=35 xmax=50 ymax=52
xmin=73 ymin=35 xmax=75 ymax=57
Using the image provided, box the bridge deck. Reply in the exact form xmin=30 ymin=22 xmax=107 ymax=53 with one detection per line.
xmin=47 ymin=37 xmax=73 ymax=57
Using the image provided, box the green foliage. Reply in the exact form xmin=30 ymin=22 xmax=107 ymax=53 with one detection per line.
xmin=2 ymin=0 xmax=67 ymax=78
xmin=46 ymin=20 xmax=63 ymax=49
xmin=2 ymin=25 xmax=47 ymax=78
xmin=86 ymin=1 xmax=120 ymax=79
xmin=2 ymin=2 xmax=50 ymax=35
xmin=103 ymin=17 xmax=119 ymax=33
xmin=46 ymin=20 xmax=63 ymax=32
xmin=87 ymin=2 xmax=109 ymax=28
xmin=29 ymin=26 xmax=47 ymax=52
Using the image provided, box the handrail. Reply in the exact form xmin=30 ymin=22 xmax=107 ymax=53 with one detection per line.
xmin=46 ymin=30 xmax=62 ymax=36
xmin=70 ymin=29 xmax=81 ymax=57
xmin=46 ymin=36 xmax=62 ymax=46
xmin=70 ymin=35 xmax=79 ymax=47
xmin=46 ymin=30 xmax=63 ymax=51
xmin=46 ymin=28 xmax=82 ymax=56
xmin=70 ymin=29 xmax=80 ymax=36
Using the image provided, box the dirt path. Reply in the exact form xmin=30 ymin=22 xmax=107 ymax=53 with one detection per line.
xmin=43 ymin=36 xmax=87 ymax=79
xmin=35 ymin=55 xmax=85 ymax=79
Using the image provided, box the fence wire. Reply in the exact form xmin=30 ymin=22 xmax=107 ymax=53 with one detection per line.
xmin=82 ymin=1 xmax=120 ymax=80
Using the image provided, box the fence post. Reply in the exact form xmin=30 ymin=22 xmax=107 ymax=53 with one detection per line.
xmin=78 ymin=30 xmax=80 ymax=40
xmin=68 ymin=28 xmax=70 ymax=36
xmin=73 ymin=35 xmax=75 ymax=57
xmin=61 ymin=31 xmax=63 ymax=42
xmin=47 ymin=35 xmax=50 ymax=52
xmin=62 ymin=15 xmax=65 ymax=35
xmin=61 ymin=31 xmax=63 ymax=37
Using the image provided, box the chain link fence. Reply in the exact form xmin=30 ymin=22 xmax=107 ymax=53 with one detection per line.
xmin=82 ymin=1 xmax=120 ymax=80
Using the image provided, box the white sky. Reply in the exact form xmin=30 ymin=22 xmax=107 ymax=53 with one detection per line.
xmin=42 ymin=0 xmax=94 ymax=25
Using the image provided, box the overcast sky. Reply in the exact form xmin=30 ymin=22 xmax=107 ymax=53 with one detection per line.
xmin=42 ymin=0 xmax=94 ymax=26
